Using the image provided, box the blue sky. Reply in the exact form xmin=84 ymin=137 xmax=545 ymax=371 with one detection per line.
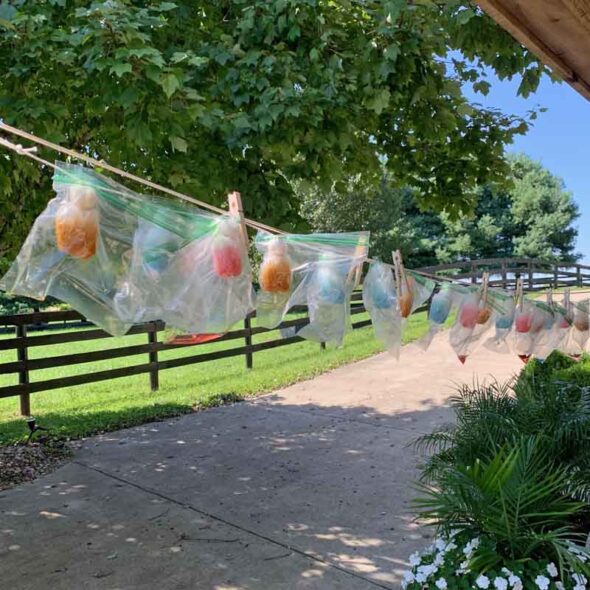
xmin=465 ymin=73 xmax=590 ymax=261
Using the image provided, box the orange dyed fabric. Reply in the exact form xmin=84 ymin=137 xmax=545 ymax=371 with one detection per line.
xmin=260 ymin=256 xmax=291 ymax=293
xmin=55 ymin=207 xmax=98 ymax=260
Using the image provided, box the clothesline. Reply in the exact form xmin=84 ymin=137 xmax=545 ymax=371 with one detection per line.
xmin=0 ymin=120 xmax=455 ymax=284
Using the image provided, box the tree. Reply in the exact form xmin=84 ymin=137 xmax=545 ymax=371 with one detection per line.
xmin=0 ymin=1 xmax=548 ymax=271
xmin=436 ymin=154 xmax=580 ymax=263
xmin=302 ymin=155 xmax=580 ymax=266
xmin=299 ymin=176 xmax=443 ymax=267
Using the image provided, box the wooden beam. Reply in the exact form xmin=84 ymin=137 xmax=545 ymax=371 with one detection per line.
xmin=476 ymin=0 xmax=590 ymax=101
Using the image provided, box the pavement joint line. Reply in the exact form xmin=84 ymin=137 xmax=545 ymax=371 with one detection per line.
xmin=72 ymin=459 xmax=395 ymax=590
xmin=249 ymin=402 xmax=440 ymax=438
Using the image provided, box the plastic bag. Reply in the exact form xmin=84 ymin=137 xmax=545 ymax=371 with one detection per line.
xmin=483 ymin=290 xmax=516 ymax=354
xmin=363 ymin=263 xmax=434 ymax=358
xmin=155 ymin=215 xmax=254 ymax=337
xmin=450 ymin=285 xmax=512 ymax=363
xmin=362 ymin=261 xmax=401 ymax=355
xmin=419 ymin=282 xmax=459 ymax=351
xmin=559 ymin=298 xmax=590 ymax=359
xmin=510 ymin=299 xmax=556 ymax=363
xmin=255 ymin=231 xmax=369 ymax=346
xmin=0 ymin=163 xmax=137 ymax=335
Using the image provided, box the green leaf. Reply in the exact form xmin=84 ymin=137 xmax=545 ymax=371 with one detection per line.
xmin=367 ymin=89 xmax=391 ymax=114
xmin=170 ymin=136 xmax=188 ymax=152
xmin=159 ymin=73 xmax=181 ymax=98
xmin=110 ymin=63 xmax=132 ymax=78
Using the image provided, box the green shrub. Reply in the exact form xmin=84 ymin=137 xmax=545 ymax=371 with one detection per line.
xmin=415 ymin=436 xmax=590 ymax=575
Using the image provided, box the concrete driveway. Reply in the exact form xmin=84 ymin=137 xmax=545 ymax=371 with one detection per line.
xmin=0 ymin=336 xmax=521 ymax=589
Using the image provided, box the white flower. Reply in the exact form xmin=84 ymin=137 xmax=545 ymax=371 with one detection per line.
xmin=415 ymin=563 xmax=437 ymax=584
xmin=435 ymin=578 xmax=448 ymax=589
xmin=501 ymin=568 xmax=513 ymax=577
xmin=476 ymin=574 xmax=491 ymax=589
xmin=508 ymin=573 xmax=522 ymax=587
xmin=556 ymin=583 xmax=565 ymax=590
xmin=433 ymin=553 xmax=445 ymax=566
xmin=547 ymin=563 xmax=558 ymax=577
xmin=574 ymin=586 xmax=586 ymax=590
xmin=494 ymin=577 xmax=508 ymax=590
xmin=445 ymin=541 xmax=457 ymax=552
xmin=435 ymin=538 xmax=447 ymax=551
xmin=535 ymin=575 xmax=550 ymax=590
xmin=409 ymin=552 xmax=421 ymax=567
xmin=573 ymin=573 xmax=587 ymax=586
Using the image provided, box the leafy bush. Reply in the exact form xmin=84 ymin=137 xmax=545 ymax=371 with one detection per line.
xmin=402 ymin=530 xmax=589 ymax=590
xmin=416 ymin=376 xmax=590 ymax=503
xmin=415 ymin=436 xmax=589 ymax=575
xmin=411 ymin=358 xmax=590 ymax=584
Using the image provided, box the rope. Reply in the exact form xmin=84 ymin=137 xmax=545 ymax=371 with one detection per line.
xmin=0 ymin=121 xmax=283 ymax=236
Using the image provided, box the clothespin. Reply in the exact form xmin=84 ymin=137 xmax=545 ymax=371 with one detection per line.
xmin=391 ymin=250 xmax=403 ymax=305
xmin=516 ymin=277 xmax=524 ymax=311
xmin=227 ymin=191 xmax=248 ymax=249
xmin=564 ymin=288 xmax=571 ymax=311
xmin=481 ymin=272 xmax=489 ymax=306
xmin=547 ymin=288 xmax=553 ymax=306
xmin=347 ymin=242 xmax=366 ymax=288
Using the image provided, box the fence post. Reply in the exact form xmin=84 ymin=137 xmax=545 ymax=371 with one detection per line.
xmin=527 ymin=261 xmax=534 ymax=291
xmin=244 ymin=315 xmax=253 ymax=369
xmin=470 ymin=261 xmax=477 ymax=284
xmin=554 ymin=265 xmax=559 ymax=289
xmin=501 ymin=260 xmax=507 ymax=289
xmin=148 ymin=322 xmax=159 ymax=391
xmin=577 ymin=265 xmax=583 ymax=287
xmin=16 ymin=324 xmax=30 ymax=416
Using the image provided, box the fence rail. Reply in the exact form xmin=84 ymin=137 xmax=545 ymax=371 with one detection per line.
xmin=1 ymin=257 xmax=587 ymax=417
xmin=416 ymin=258 xmax=590 ymax=291
xmin=0 ymin=295 xmax=371 ymax=417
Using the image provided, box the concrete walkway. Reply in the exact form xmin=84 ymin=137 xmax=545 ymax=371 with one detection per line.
xmin=0 ymin=335 xmax=522 ymax=589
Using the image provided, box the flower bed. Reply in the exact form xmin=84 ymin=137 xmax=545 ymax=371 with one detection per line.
xmin=403 ymin=532 xmax=589 ymax=590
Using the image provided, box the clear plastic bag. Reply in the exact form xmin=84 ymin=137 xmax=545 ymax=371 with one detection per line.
xmin=559 ymin=298 xmax=590 ymax=359
xmin=362 ymin=261 xmax=401 ymax=355
xmin=155 ymin=215 xmax=254 ymax=337
xmin=0 ymin=163 xmax=137 ymax=335
xmin=510 ymin=300 xmax=556 ymax=363
xmin=450 ymin=285 xmax=513 ymax=363
xmin=255 ymin=231 xmax=369 ymax=346
xmin=483 ymin=290 xmax=516 ymax=354
xmin=363 ymin=263 xmax=434 ymax=358
xmin=419 ymin=282 xmax=460 ymax=351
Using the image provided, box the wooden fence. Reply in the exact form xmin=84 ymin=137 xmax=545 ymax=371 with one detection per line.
xmin=417 ymin=258 xmax=590 ymax=291
xmin=1 ymin=257 xmax=588 ymax=418
xmin=0 ymin=296 xmax=372 ymax=417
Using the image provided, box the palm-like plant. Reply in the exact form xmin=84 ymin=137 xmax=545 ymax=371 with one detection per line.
xmin=415 ymin=436 xmax=590 ymax=575
xmin=415 ymin=375 xmax=590 ymax=503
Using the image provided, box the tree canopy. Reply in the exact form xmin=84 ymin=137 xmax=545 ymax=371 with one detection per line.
xmin=301 ymin=154 xmax=580 ymax=266
xmin=0 ymin=1 xmax=548 ymax=270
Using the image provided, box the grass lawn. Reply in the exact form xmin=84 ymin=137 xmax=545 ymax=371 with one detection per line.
xmin=0 ymin=311 xmax=430 ymax=445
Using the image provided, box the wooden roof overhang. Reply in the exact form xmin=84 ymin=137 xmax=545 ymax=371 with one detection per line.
xmin=476 ymin=0 xmax=590 ymax=100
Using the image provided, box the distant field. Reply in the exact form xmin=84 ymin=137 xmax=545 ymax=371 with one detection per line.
xmin=0 ymin=311 xmax=431 ymax=445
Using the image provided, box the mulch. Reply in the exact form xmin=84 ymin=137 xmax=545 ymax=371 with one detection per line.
xmin=0 ymin=438 xmax=72 ymax=491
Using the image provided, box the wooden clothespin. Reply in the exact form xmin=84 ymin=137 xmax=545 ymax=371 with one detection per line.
xmin=347 ymin=240 xmax=367 ymax=288
xmin=481 ymin=272 xmax=489 ymax=306
xmin=227 ymin=191 xmax=248 ymax=249
xmin=516 ymin=277 xmax=524 ymax=311
xmin=391 ymin=250 xmax=402 ymax=305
